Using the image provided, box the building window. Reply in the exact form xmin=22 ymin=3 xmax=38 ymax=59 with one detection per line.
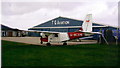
xmin=2 ymin=31 xmax=6 ymax=37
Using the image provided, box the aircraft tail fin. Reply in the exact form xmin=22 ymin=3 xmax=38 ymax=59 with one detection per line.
xmin=81 ymin=14 xmax=92 ymax=32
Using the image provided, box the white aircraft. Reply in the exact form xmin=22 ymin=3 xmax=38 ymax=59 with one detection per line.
xmin=27 ymin=14 xmax=105 ymax=46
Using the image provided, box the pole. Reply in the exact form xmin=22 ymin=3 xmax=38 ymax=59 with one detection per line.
xmin=116 ymin=27 xmax=119 ymax=45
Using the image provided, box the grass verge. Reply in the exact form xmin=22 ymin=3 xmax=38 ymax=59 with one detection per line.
xmin=2 ymin=40 xmax=118 ymax=66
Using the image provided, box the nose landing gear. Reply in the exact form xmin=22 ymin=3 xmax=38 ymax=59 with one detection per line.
xmin=63 ymin=42 xmax=67 ymax=45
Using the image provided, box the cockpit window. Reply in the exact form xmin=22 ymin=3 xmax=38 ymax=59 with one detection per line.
xmin=54 ymin=34 xmax=58 ymax=37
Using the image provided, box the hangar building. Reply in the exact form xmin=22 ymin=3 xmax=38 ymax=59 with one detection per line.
xmin=28 ymin=16 xmax=118 ymax=40
xmin=1 ymin=24 xmax=27 ymax=37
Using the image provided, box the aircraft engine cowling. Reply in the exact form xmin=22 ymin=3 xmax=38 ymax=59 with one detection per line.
xmin=40 ymin=33 xmax=46 ymax=38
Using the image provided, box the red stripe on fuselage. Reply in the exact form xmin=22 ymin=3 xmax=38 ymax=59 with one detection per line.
xmin=41 ymin=37 xmax=48 ymax=42
xmin=86 ymin=20 xmax=90 ymax=22
xmin=68 ymin=32 xmax=84 ymax=40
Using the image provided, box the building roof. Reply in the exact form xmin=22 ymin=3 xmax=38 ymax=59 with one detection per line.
xmin=1 ymin=24 xmax=21 ymax=31
xmin=29 ymin=16 xmax=108 ymax=29
xmin=1 ymin=24 xmax=13 ymax=30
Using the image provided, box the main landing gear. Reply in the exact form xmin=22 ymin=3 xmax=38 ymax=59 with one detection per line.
xmin=63 ymin=42 xmax=67 ymax=45
xmin=46 ymin=42 xmax=51 ymax=46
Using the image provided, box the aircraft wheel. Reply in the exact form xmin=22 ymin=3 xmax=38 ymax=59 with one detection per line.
xmin=63 ymin=42 xmax=67 ymax=45
xmin=46 ymin=43 xmax=51 ymax=46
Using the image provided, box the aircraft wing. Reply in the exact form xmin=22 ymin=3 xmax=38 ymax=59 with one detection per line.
xmin=79 ymin=36 xmax=93 ymax=39
xmin=76 ymin=30 xmax=102 ymax=34
xmin=83 ymin=31 xmax=102 ymax=34
xmin=24 ymin=30 xmax=63 ymax=34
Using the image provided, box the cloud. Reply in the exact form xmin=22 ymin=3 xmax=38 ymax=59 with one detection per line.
xmin=1 ymin=2 xmax=118 ymax=30
xmin=2 ymin=0 xmax=120 ymax=2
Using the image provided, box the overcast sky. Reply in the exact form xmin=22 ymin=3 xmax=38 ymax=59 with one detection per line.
xmin=1 ymin=0 xmax=119 ymax=30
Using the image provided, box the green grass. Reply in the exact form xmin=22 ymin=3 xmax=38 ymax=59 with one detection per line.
xmin=2 ymin=40 xmax=119 ymax=66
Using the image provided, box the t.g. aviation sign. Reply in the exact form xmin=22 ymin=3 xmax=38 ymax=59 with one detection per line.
xmin=52 ymin=20 xmax=70 ymax=25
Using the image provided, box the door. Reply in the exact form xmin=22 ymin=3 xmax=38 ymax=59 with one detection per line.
xmin=8 ymin=31 xmax=13 ymax=37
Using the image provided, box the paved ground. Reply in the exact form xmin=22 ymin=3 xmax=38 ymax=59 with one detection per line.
xmin=2 ymin=37 xmax=97 ymax=46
